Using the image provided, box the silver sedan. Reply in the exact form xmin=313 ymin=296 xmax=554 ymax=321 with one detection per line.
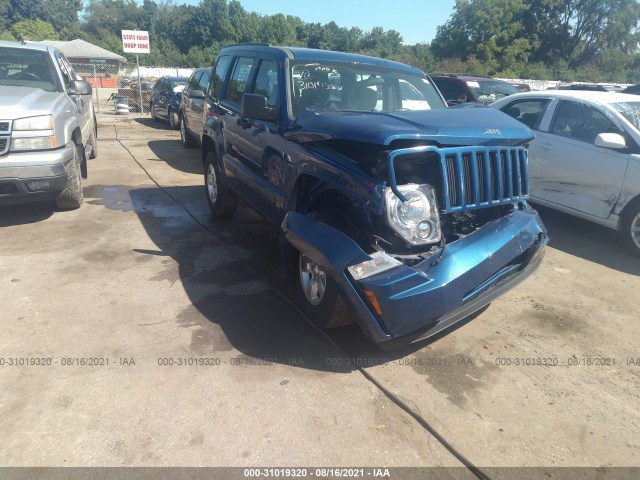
xmin=492 ymin=90 xmax=640 ymax=256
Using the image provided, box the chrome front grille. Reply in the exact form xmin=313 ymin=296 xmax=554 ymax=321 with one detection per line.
xmin=441 ymin=147 xmax=528 ymax=213
xmin=0 ymin=120 xmax=10 ymax=155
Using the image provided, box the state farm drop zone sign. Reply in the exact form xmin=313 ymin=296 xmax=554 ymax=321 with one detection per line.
xmin=121 ymin=30 xmax=150 ymax=54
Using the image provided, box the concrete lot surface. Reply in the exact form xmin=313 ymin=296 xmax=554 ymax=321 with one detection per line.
xmin=0 ymin=113 xmax=638 ymax=474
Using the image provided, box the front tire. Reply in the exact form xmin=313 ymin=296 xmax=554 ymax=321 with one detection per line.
xmin=622 ymin=201 xmax=640 ymax=257
xmin=55 ymin=142 xmax=84 ymax=210
xmin=204 ymin=152 xmax=238 ymax=216
xmin=87 ymin=123 xmax=98 ymax=159
xmin=296 ymin=253 xmax=353 ymax=329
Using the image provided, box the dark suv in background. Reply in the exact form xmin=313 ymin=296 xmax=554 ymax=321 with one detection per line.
xmin=178 ymin=67 xmax=212 ymax=147
xmin=199 ymin=44 xmax=547 ymax=346
xmin=431 ymin=73 xmax=519 ymax=105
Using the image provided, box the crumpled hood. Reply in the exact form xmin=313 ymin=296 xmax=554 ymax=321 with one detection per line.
xmin=288 ymin=106 xmax=534 ymax=147
xmin=0 ymin=86 xmax=63 ymax=119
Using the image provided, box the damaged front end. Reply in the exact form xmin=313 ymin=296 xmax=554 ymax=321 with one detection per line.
xmin=283 ymin=143 xmax=548 ymax=345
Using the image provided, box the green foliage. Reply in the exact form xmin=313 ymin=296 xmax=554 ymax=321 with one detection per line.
xmin=434 ymin=0 xmax=640 ymax=81
xmin=1 ymin=0 xmax=638 ymax=84
xmin=12 ymin=19 xmax=59 ymax=41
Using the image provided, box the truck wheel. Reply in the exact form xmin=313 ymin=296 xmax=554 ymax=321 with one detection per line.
xmin=87 ymin=124 xmax=98 ymax=159
xmin=180 ymin=114 xmax=197 ymax=148
xmin=622 ymin=201 xmax=640 ymax=257
xmin=297 ymin=252 xmax=354 ymax=328
xmin=204 ymin=152 xmax=238 ymax=216
xmin=169 ymin=109 xmax=179 ymax=130
xmin=55 ymin=142 xmax=84 ymax=210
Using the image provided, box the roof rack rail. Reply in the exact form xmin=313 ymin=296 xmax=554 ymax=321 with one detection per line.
xmin=430 ymin=72 xmax=486 ymax=78
xmin=227 ymin=42 xmax=272 ymax=47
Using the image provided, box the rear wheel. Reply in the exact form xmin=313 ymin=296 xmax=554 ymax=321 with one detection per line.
xmin=169 ymin=109 xmax=179 ymax=129
xmin=622 ymin=201 xmax=640 ymax=257
xmin=204 ymin=152 xmax=238 ymax=216
xmin=180 ymin=114 xmax=197 ymax=148
xmin=55 ymin=142 xmax=84 ymax=210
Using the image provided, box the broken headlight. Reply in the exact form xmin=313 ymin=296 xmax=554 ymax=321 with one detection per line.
xmin=385 ymin=184 xmax=441 ymax=245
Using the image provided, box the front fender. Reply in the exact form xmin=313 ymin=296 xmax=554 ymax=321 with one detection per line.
xmin=281 ymin=211 xmax=391 ymax=340
xmin=281 ymin=211 xmax=370 ymax=272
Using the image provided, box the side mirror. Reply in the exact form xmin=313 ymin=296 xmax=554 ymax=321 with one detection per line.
xmin=190 ymin=90 xmax=205 ymax=99
xmin=68 ymin=79 xmax=92 ymax=95
xmin=595 ymin=132 xmax=626 ymax=149
xmin=241 ymin=93 xmax=276 ymax=121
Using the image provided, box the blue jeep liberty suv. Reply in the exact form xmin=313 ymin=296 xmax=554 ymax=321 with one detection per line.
xmin=200 ymin=44 xmax=548 ymax=346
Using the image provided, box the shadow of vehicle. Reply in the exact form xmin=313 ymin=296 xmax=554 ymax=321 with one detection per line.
xmin=147 ymin=140 xmax=202 ymax=175
xmin=0 ymin=202 xmax=54 ymax=226
xmin=83 ymin=182 xmax=440 ymax=372
xmin=134 ymin=117 xmax=173 ymax=131
xmin=533 ymin=204 xmax=640 ymax=276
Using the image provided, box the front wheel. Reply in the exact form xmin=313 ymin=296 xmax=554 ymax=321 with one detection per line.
xmin=87 ymin=124 xmax=98 ymax=159
xmin=204 ymin=152 xmax=238 ymax=216
xmin=622 ymin=202 xmax=640 ymax=257
xmin=55 ymin=143 xmax=84 ymax=210
xmin=296 ymin=253 xmax=354 ymax=329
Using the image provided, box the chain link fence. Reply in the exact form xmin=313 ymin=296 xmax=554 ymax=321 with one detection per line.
xmin=72 ymin=63 xmax=194 ymax=115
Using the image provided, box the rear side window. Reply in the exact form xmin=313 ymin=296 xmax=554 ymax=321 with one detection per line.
xmin=225 ymin=57 xmax=254 ymax=105
xmin=500 ymin=99 xmax=551 ymax=130
xmin=209 ymin=55 xmax=231 ymax=103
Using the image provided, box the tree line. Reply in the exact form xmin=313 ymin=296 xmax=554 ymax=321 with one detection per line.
xmin=1 ymin=0 xmax=639 ymax=83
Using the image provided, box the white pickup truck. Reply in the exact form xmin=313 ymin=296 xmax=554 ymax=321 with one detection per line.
xmin=0 ymin=40 xmax=97 ymax=209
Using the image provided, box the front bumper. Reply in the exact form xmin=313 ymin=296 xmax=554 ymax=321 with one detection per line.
xmin=283 ymin=208 xmax=547 ymax=345
xmin=0 ymin=145 xmax=74 ymax=204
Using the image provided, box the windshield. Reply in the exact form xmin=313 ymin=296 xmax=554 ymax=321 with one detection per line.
xmin=290 ymin=61 xmax=446 ymax=115
xmin=466 ymin=80 xmax=518 ymax=103
xmin=612 ymin=102 xmax=640 ymax=131
xmin=0 ymin=47 xmax=59 ymax=92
